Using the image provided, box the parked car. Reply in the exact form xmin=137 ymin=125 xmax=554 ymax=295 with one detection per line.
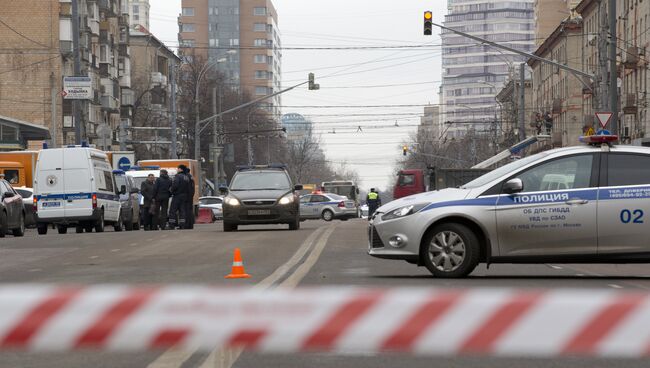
xmin=199 ymin=196 xmax=223 ymax=220
xmin=300 ymin=193 xmax=357 ymax=221
xmin=113 ymin=170 xmax=140 ymax=231
xmin=0 ymin=178 xmax=25 ymax=237
xmin=14 ymin=187 xmax=35 ymax=228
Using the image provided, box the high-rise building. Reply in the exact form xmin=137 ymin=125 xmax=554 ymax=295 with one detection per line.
xmin=129 ymin=0 xmax=150 ymax=30
xmin=534 ymin=0 xmax=580 ymax=46
xmin=281 ymin=113 xmax=312 ymax=143
xmin=178 ymin=0 xmax=282 ymax=117
xmin=441 ymin=0 xmax=535 ymax=139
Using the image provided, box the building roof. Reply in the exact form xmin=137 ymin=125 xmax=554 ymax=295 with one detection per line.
xmin=0 ymin=115 xmax=51 ymax=141
xmin=528 ymin=18 xmax=583 ymax=67
xmin=574 ymin=0 xmax=597 ymax=14
xmin=130 ymin=28 xmax=181 ymax=62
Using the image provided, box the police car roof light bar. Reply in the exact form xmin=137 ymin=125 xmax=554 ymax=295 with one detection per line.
xmin=579 ymin=134 xmax=618 ymax=145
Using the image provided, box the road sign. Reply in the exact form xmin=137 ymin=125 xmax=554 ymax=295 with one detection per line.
xmin=117 ymin=157 xmax=131 ymax=170
xmin=595 ymin=112 xmax=613 ymax=129
xmin=63 ymin=76 xmax=92 ymax=100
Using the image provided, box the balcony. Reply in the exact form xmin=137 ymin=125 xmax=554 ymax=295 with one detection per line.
xmin=101 ymin=95 xmax=120 ymax=112
xmin=98 ymin=0 xmax=117 ymax=17
xmin=119 ymin=74 xmax=131 ymax=88
xmin=623 ymin=94 xmax=637 ymax=115
xmin=121 ymin=89 xmax=134 ymax=106
xmin=150 ymin=72 xmax=167 ymax=87
xmin=623 ymin=47 xmax=639 ymax=69
xmin=552 ymin=98 xmax=562 ymax=114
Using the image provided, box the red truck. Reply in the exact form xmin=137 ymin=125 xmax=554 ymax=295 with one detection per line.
xmin=393 ymin=168 xmax=490 ymax=199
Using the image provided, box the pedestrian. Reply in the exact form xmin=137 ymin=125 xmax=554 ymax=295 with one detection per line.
xmin=140 ymin=173 xmax=156 ymax=231
xmin=154 ymin=169 xmax=172 ymax=230
xmin=366 ymin=188 xmax=381 ymax=219
xmin=168 ymin=165 xmax=191 ymax=229
xmin=184 ymin=166 xmax=196 ymax=229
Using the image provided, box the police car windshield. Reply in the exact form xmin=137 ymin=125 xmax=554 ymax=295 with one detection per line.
xmin=230 ymin=171 xmax=291 ymax=191
xmin=460 ymin=151 xmax=550 ymax=189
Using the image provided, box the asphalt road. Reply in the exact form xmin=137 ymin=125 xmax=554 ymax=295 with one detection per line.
xmin=2 ymin=219 xmax=650 ymax=367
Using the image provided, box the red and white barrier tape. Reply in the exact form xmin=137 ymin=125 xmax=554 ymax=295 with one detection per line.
xmin=1 ymin=285 xmax=650 ymax=357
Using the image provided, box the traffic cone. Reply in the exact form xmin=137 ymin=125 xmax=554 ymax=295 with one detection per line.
xmin=225 ymin=248 xmax=251 ymax=279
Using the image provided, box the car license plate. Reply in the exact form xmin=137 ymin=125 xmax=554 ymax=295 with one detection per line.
xmin=248 ymin=209 xmax=271 ymax=216
xmin=42 ymin=201 xmax=61 ymax=208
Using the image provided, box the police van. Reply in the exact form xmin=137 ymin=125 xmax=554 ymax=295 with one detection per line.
xmin=34 ymin=146 xmax=121 ymax=234
xmin=369 ymin=135 xmax=650 ymax=278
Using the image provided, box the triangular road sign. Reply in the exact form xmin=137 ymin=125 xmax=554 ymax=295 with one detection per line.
xmin=595 ymin=112 xmax=613 ymax=129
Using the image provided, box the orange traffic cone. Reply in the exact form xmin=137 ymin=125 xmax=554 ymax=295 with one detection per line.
xmin=225 ymin=248 xmax=251 ymax=279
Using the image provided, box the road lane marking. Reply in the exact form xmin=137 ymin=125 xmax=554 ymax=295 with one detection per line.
xmin=148 ymin=225 xmax=336 ymax=368
xmin=28 ymin=268 xmax=42 ymax=272
xmin=279 ymin=226 xmax=337 ymax=289
xmin=546 ymin=264 xmax=563 ymax=270
xmin=111 ymin=249 xmax=120 ymax=252
xmin=130 ymin=243 xmax=138 ymax=246
xmin=89 ymin=256 xmax=99 ymax=259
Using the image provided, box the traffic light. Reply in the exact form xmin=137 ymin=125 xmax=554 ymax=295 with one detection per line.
xmin=424 ymin=11 xmax=433 ymax=36
xmin=308 ymin=73 xmax=320 ymax=90
xmin=402 ymin=145 xmax=408 ymax=156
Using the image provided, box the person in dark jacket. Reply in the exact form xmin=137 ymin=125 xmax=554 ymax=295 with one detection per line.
xmin=184 ymin=166 xmax=195 ymax=229
xmin=154 ymin=169 xmax=172 ymax=230
xmin=140 ymin=174 xmax=156 ymax=230
xmin=168 ymin=165 xmax=191 ymax=229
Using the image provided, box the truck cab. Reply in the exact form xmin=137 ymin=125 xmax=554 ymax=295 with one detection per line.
xmin=393 ymin=169 xmax=426 ymax=199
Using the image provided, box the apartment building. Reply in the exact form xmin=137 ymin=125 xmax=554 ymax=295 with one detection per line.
xmin=129 ymin=0 xmax=150 ymax=30
xmin=534 ymin=0 xmax=580 ymax=46
xmin=178 ymin=0 xmax=282 ymax=117
xmin=528 ymin=18 xmax=584 ymax=147
xmin=0 ymin=0 xmax=131 ymax=148
xmin=418 ymin=105 xmax=441 ymax=142
xmin=441 ymin=0 xmax=536 ymax=139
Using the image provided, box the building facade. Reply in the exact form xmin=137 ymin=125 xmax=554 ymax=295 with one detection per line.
xmin=418 ymin=105 xmax=441 ymax=142
xmin=0 ymin=0 xmax=132 ymax=149
xmin=528 ymin=18 xmax=584 ymax=147
xmin=534 ymin=0 xmax=580 ymax=46
xmin=441 ymin=0 xmax=535 ymax=139
xmin=281 ymin=113 xmax=312 ymax=143
xmin=128 ymin=0 xmax=150 ymax=30
xmin=178 ymin=0 xmax=282 ymax=117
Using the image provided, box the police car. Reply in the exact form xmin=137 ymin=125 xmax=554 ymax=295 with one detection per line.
xmin=369 ymin=135 xmax=650 ymax=278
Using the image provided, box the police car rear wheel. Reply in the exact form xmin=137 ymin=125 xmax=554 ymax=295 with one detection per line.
xmin=95 ymin=213 xmax=105 ymax=233
xmin=422 ymin=223 xmax=479 ymax=278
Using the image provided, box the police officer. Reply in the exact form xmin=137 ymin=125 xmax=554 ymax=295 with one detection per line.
xmin=140 ymin=174 xmax=156 ymax=230
xmin=168 ymin=165 xmax=191 ymax=229
xmin=183 ymin=166 xmax=195 ymax=230
xmin=154 ymin=169 xmax=172 ymax=230
xmin=366 ymin=188 xmax=381 ymax=219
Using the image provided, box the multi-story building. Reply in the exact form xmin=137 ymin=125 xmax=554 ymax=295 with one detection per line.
xmin=178 ymin=0 xmax=282 ymax=117
xmin=128 ymin=0 xmax=150 ymax=30
xmin=281 ymin=113 xmax=312 ymax=143
xmin=534 ymin=0 xmax=580 ymax=46
xmin=441 ymin=0 xmax=535 ymax=139
xmin=0 ymin=0 xmax=131 ymax=149
xmin=129 ymin=30 xmax=180 ymax=158
xmin=528 ymin=17 xmax=584 ymax=147
xmin=418 ymin=105 xmax=441 ymax=142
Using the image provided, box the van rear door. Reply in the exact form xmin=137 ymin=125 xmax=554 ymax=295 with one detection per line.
xmin=63 ymin=148 xmax=93 ymax=218
xmin=35 ymin=150 xmax=66 ymax=219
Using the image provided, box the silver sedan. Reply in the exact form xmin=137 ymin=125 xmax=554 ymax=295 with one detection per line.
xmin=300 ymin=193 xmax=357 ymax=221
xmin=369 ymin=143 xmax=650 ymax=278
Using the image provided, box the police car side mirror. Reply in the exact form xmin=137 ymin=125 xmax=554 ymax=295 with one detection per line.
xmin=294 ymin=184 xmax=303 ymax=191
xmin=2 ymin=191 xmax=13 ymax=200
xmin=503 ymin=178 xmax=523 ymax=194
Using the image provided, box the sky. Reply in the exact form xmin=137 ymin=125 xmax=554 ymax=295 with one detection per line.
xmin=149 ymin=0 xmax=445 ymax=190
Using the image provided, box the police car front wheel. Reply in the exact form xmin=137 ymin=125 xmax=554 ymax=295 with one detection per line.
xmin=422 ymin=223 xmax=479 ymax=278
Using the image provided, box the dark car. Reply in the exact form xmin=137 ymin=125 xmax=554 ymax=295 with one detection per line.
xmin=221 ymin=165 xmax=302 ymax=231
xmin=0 ymin=178 xmax=25 ymax=237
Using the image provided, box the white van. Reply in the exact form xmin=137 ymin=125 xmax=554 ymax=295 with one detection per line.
xmin=34 ymin=147 xmax=121 ymax=234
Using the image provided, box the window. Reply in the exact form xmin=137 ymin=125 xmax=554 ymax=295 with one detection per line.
xmin=209 ymin=7 xmax=218 ymax=15
xmin=514 ymin=155 xmax=594 ymax=193
xmin=229 ymin=38 xmax=239 ymax=46
xmin=254 ymin=23 xmax=266 ymax=32
xmin=133 ymin=14 xmax=139 ymax=21
xmin=253 ymin=7 xmax=266 ymax=15
xmin=310 ymin=195 xmax=328 ymax=203
xmin=255 ymin=70 xmax=267 ymax=79
xmin=254 ymin=39 xmax=266 ymax=47
xmin=209 ymin=23 xmax=218 ymax=32
xmin=255 ymin=86 xmax=268 ymax=95
xmin=209 ymin=39 xmax=218 ymax=47
xmin=133 ymin=5 xmax=139 ymax=13
xmin=181 ymin=24 xmax=195 ymax=32
xmin=300 ymin=195 xmax=311 ymax=203
xmin=182 ymin=7 xmax=194 ymax=16
xmin=607 ymin=154 xmax=650 ymax=186
xmin=254 ymin=54 xmax=266 ymax=63
xmin=3 ymin=170 xmax=19 ymax=185
xmin=180 ymin=39 xmax=195 ymax=47
xmin=398 ymin=174 xmax=415 ymax=186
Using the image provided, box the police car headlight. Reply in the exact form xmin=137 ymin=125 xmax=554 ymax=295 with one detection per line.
xmin=278 ymin=194 xmax=294 ymax=205
xmin=225 ymin=196 xmax=240 ymax=206
xmin=381 ymin=203 xmax=428 ymax=221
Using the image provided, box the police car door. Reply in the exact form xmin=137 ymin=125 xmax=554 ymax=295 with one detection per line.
xmin=299 ymin=195 xmax=313 ymax=218
xmin=597 ymin=152 xmax=650 ymax=254
xmin=496 ymin=153 xmax=598 ymax=256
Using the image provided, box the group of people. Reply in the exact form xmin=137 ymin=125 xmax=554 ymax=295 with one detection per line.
xmin=140 ymin=164 xmax=195 ymax=230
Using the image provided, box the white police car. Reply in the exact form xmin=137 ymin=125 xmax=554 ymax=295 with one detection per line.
xmin=369 ymin=136 xmax=650 ymax=278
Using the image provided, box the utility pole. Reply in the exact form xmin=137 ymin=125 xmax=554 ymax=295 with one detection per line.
xmin=50 ymin=72 xmax=57 ymax=148
xmin=71 ymin=0 xmax=83 ymax=144
xmin=170 ymin=59 xmax=178 ymax=159
xmin=608 ymin=0 xmax=618 ymax=134
xmin=599 ymin=1 xmax=609 ymax=112
xmin=518 ymin=63 xmax=526 ymax=141
xmin=212 ymin=87 xmax=219 ymax=191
